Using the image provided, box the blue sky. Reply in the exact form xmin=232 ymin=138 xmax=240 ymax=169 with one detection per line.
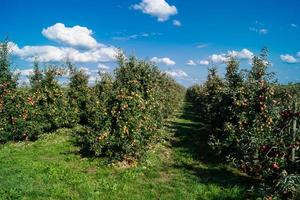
xmin=1 ymin=0 xmax=300 ymax=86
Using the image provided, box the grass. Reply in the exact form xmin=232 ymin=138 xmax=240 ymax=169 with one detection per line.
xmin=0 ymin=102 xmax=254 ymax=200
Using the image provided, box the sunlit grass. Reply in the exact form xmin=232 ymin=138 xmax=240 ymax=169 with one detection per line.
xmin=0 ymin=103 xmax=250 ymax=200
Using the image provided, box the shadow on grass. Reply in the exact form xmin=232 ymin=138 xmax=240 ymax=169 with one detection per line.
xmin=61 ymin=127 xmax=100 ymax=159
xmin=170 ymin=101 xmax=259 ymax=190
xmin=61 ymin=144 xmax=97 ymax=160
xmin=170 ymin=102 xmax=216 ymax=162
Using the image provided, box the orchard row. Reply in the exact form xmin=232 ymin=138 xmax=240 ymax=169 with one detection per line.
xmin=187 ymin=48 xmax=300 ymax=199
xmin=0 ymin=41 xmax=185 ymax=162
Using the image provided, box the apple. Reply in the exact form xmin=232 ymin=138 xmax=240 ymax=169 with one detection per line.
xmin=271 ymin=163 xmax=280 ymax=170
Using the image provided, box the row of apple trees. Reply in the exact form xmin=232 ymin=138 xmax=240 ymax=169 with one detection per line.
xmin=0 ymin=41 xmax=185 ymax=163
xmin=187 ymin=49 xmax=300 ymax=199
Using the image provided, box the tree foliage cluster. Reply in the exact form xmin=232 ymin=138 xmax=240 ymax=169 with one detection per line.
xmin=187 ymin=49 xmax=300 ymax=198
xmin=0 ymin=41 xmax=184 ymax=163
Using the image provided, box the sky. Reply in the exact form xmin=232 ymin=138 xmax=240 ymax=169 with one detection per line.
xmin=0 ymin=0 xmax=300 ymax=86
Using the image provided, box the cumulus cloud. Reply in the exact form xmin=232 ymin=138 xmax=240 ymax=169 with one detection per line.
xmin=210 ymin=49 xmax=254 ymax=64
xmin=151 ymin=57 xmax=176 ymax=66
xmin=189 ymin=49 xmax=254 ymax=65
xmin=42 ymin=23 xmax=99 ymax=49
xmin=66 ymin=46 xmax=117 ymax=63
xmin=9 ymin=23 xmax=118 ymax=63
xmin=198 ymin=60 xmax=209 ymax=65
xmin=11 ymin=43 xmax=67 ymax=62
xmin=209 ymin=54 xmax=227 ymax=64
xmin=173 ymin=20 xmax=182 ymax=27
xmin=165 ymin=69 xmax=188 ymax=78
xmin=228 ymin=49 xmax=254 ymax=60
xmin=132 ymin=0 xmax=177 ymax=22
xmin=185 ymin=49 xmax=253 ymax=67
xmin=10 ymin=42 xmax=117 ymax=63
xmin=280 ymin=54 xmax=298 ymax=64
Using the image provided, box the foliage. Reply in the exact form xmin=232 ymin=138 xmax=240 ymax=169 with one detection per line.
xmin=272 ymin=174 xmax=300 ymax=199
xmin=75 ymin=72 xmax=113 ymax=157
xmin=1 ymin=40 xmax=184 ymax=164
xmin=30 ymin=64 xmax=76 ymax=132
xmin=67 ymin=61 xmax=90 ymax=125
xmin=0 ymin=41 xmax=42 ymax=142
xmin=75 ymin=54 xmax=184 ymax=162
xmin=4 ymin=36 xmax=300 ymax=198
xmin=187 ymin=49 xmax=300 ymax=198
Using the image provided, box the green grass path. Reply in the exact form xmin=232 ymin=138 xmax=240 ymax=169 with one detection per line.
xmin=0 ymin=102 xmax=251 ymax=200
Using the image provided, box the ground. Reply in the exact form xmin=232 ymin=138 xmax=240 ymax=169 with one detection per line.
xmin=0 ymin=103 xmax=254 ymax=200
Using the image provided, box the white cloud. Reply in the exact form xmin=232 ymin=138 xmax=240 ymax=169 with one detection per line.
xmin=249 ymin=27 xmax=268 ymax=35
xmin=280 ymin=54 xmax=298 ymax=64
xmin=9 ymin=23 xmax=118 ymax=63
xmin=132 ymin=0 xmax=177 ymax=22
xmin=186 ymin=59 xmax=210 ymax=66
xmin=42 ymin=23 xmax=99 ymax=49
xmin=173 ymin=20 xmax=181 ymax=27
xmin=186 ymin=60 xmax=197 ymax=66
xmin=198 ymin=60 xmax=209 ymax=65
xmin=11 ymin=42 xmax=117 ymax=63
xmin=184 ymin=49 xmax=254 ymax=67
xmin=297 ymin=52 xmax=300 ymax=57
xmin=165 ymin=69 xmax=188 ymax=78
xmin=209 ymin=54 xmax=228 ymax=64
xmin=201 ymin=49 xmax=254 ymax=65
xmin=151 ymin=57 xmax=176 ymax=66
xmin=291 ymin=23 xmax=298 ymax=28
xmin=66 ymin=46 xmax=117 ymax=63
xmin=11 ymin=44 xmax=67 ymax=62
xmin=228 ymin=48 xmax=254 ymax=60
